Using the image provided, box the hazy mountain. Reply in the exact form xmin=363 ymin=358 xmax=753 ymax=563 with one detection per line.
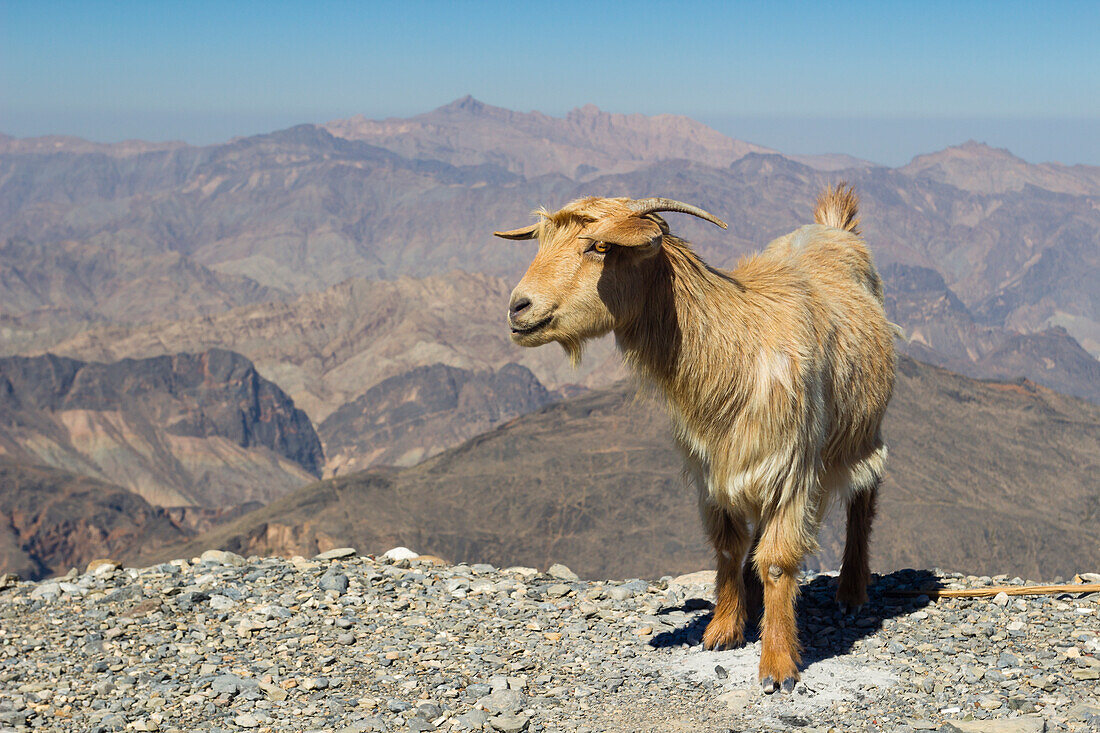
xmin=169 ymin=357 xmax=1100 ymax=581
xmin=40 ymin=272 xmax=625 ymax=425
xmin=324 ymin=96 xmax=781 ymax=179
xmin=3 ymin=101 xmax=1099 ymax=382
xmin=901 ymin=140 xmax=1100 ymax=196
xmin=0 ymin=349 xmax=321 ymax=507
xmin=319 ymin=362 xmax=558 ymax=475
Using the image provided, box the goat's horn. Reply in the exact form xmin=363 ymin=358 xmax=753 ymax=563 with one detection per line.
xmin=629 ymin=198 xmax=728 ymax=229
xmin=493 ymin=223 xmax=540 ymax=240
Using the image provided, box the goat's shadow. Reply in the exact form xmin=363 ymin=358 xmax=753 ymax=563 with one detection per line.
xmin=648 ymin=568 xmax=941 ymax=667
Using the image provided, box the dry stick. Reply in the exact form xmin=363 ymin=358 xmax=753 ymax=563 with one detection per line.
xmin=887 ymin=583 xmax=1100 ymax=599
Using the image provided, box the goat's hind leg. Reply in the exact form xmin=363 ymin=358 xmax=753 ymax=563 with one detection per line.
xmin=837 ymin=477 xmax=879 ymax=614
xmin=701 ymin=503 xmax=752 ymax=650
xmin=836 ymin=444 xmax=886 ymax=614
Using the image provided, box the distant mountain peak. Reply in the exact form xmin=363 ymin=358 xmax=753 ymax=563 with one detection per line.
xmin=439 ymin=95 xmax=488 ymax=114
xmin=905 ymin=139 xmax=1024 ymax=169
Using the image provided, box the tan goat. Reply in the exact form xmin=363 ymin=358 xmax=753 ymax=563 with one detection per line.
xmin=495 ymin=185 xmax=896 ymax=692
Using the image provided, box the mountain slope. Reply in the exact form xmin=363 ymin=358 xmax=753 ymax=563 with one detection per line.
xmin=171 ymin=357 xmax=1100 ymax=580
xmin=319 ymin=362 xmax=558 ymax=475
xmin=40 ymin=272 xmax=625 ymax=424
xmin=0 ymin=459 xmax=195 ymax=580
xmin=0 ymin=349 xmax=321 ymax=507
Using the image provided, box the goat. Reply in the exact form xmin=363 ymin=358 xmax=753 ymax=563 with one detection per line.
xmin=495 ymin=185 xmax=895 ymax=692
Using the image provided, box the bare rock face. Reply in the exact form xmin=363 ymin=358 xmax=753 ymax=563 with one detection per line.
xmin=0 ymin=459 xmax=194 ymax=580
xmin=0 ymin=349 xmax=322 ymax=507
xmin=883 ymin=263 xmax=1100 ymax=403
xmin=319 ymin=362 xmax=558 ymax=474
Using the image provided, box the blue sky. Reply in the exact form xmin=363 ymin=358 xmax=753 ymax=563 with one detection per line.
xmin=2 ymin=0 xmax=1098 ymax=166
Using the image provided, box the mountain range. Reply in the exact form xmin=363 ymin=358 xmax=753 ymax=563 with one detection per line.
xmin=1 ymin=98 xmax=1097 ymax=580
xmin=164 ymin=357 xmax=1100 ymax=581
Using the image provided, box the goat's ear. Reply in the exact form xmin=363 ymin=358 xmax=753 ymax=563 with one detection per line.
xmin=493 ymin=223 xmax=539 ymax=240
xmin=580 ymin=215 xmax=663 ymax=249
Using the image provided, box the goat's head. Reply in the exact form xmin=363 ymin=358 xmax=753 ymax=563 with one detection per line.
xmin=496 ymin=196 xmax=726 ymax=361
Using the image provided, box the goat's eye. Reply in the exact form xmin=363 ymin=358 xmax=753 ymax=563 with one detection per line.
xmin=590 ymin=241 xmax=610 ymax=254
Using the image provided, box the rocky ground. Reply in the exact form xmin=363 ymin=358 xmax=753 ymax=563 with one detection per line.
xmin=0 ymin=550 xmax=1097 ymax=733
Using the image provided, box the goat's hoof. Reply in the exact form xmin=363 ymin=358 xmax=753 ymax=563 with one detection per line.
xmin=702 ymin=620 xmax=745 ymax=651
xmin=838 ymin=601 xmax=864 ymax=617
xmin=760 ymin=676 xmax=799 ymax=694
xmin=702 ymin=634 xmax=744 ymax=652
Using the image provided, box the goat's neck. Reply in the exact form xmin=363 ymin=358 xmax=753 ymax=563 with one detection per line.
xmin=614 ymin=240 xmax=753 ymax=403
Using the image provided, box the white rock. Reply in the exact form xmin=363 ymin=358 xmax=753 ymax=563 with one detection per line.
xmin=383 ymin=546 xmax=419 ymax=561
xmin=992 ymin=591 xmax=1010 ymax=606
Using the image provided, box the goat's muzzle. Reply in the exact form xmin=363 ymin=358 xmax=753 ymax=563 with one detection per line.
xmin=508 ymin=292 xmax=553 ymax=343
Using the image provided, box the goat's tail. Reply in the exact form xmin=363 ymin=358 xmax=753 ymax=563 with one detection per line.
xmin=814 ymin=182 xmax=861 ymax=235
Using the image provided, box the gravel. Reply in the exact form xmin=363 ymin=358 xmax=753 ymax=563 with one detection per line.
xmin=0 ymin=552 xmax=1097 ymax=732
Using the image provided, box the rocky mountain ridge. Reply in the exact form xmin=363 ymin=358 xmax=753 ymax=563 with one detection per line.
xmin=0 ymin=349 xmax=321 ymax=508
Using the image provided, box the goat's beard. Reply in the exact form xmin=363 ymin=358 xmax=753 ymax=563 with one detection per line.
xmin=559 ymin=337 xmax=585 ymax=368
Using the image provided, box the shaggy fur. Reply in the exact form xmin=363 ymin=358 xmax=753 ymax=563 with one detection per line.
xmin=497 ymin=183 xmax=896 ymax=691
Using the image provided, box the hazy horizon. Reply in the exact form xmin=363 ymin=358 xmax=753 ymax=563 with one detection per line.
xmin=3 ymin=1 xmax=1098 ymax=167
xmin=3 ymin=101 xmax=1098 ymax=169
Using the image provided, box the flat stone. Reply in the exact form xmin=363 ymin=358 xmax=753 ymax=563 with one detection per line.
xmin=545 ymin=583 xmax=571 ymax=598
xmin=488 ymin=712 xmax=530 ymax=733
xmin=717 ymin=689 xmax=750 ymax=712
xmin=547 ymin=564 xmax=578 ymax=581
xmin=208 ymin=594 xmax=235 ymax=611
xmin=942 ymin=717 xmax=1046 ymax=733
xmin=455 ymin=709 xmax=490 ymax=729
xmin=669 ymin=570 xmax=715 ymax=587
xmin=233 ymin=713 xmax=261 ymax=728
xmin=86 ymin=559 xmax=119 ymax=575
xmin=200 ymin=550 xmax=246 ymax=566
xmin=316 ymin=547 xmax=357 ymax=560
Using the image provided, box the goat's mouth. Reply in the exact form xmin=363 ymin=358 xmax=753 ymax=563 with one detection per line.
xmin=510 ymin=315 xmax=552 ymax=337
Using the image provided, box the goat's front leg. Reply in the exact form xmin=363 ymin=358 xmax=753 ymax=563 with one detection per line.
xmin=753 ymin=504 xmax=809 ymax=693
xmin=700 ymin=503 xmax=752 ymax=650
